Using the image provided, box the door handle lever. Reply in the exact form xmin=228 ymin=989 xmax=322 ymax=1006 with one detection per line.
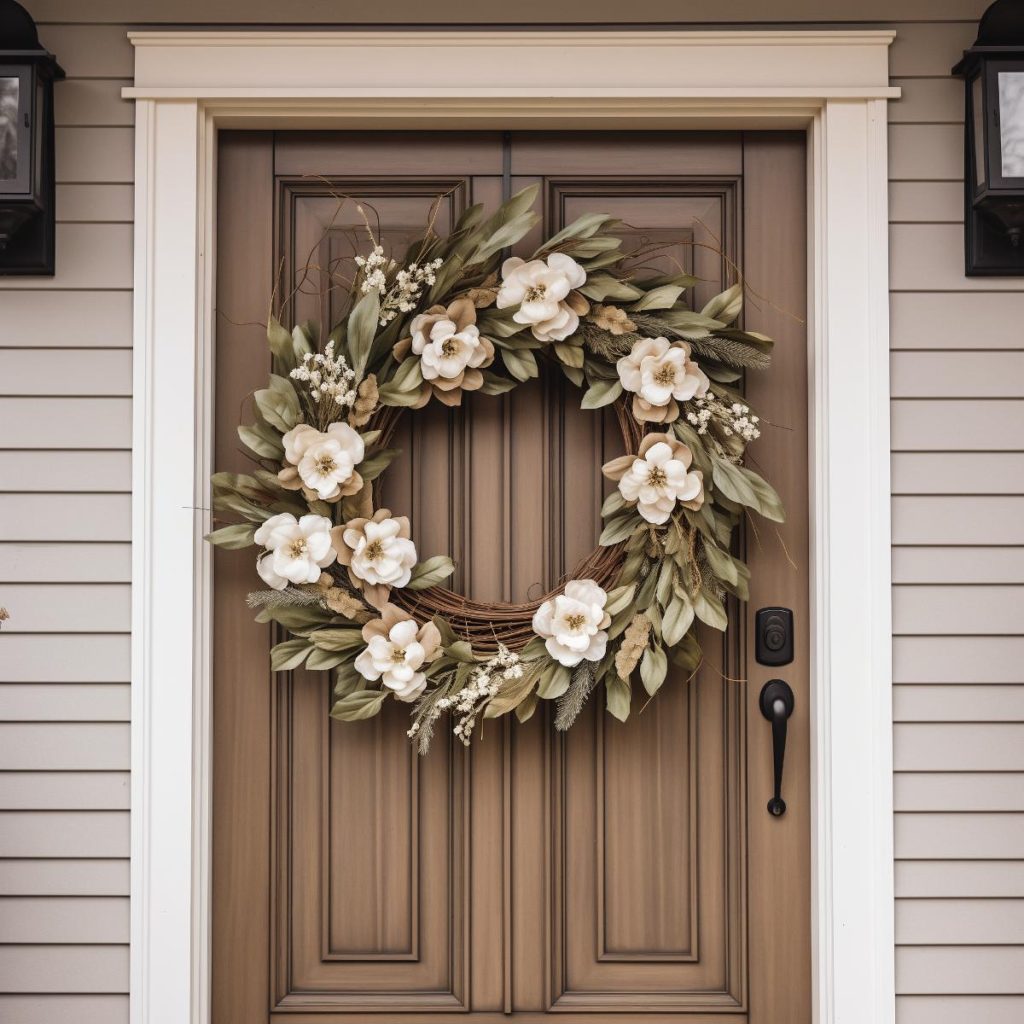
xmin=759 ymin=679 xmax=795 ymax=818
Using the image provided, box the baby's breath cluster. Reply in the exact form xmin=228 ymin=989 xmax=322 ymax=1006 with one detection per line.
xmin=356 ymin=244 xmax=444 ymax=327
xmin=686 ymin=393 xmax=761 ymax=442
xmin=289 ymin=339 xmax=357 ymax=409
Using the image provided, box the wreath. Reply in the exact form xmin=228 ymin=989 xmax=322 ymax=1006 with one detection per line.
xmin=208 ymin=185 xmax=784 ymax=752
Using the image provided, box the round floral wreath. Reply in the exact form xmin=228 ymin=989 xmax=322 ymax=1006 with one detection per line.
xmin=209 ymin=186 xmax=784 ymax=753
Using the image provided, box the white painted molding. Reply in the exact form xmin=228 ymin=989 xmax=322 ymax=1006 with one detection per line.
xmin=127 ymin=29 xmax=896 ymax=1024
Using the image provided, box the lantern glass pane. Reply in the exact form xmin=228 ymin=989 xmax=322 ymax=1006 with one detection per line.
xmin=0 ymin=77 xmax=18 ymax=181
xmin=998 ymin=70 xmax=1024 ymax=178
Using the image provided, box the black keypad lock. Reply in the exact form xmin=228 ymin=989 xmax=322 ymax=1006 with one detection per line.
xmin=755 ymin=607 xmax=794 ymax=667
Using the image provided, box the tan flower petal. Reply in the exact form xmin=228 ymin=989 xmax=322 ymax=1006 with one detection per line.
xmin=632 ymin=395 xmax=679 ymax=424
xmin=448 ymin=296 xmax=477 ymax=332
xmin=337 ymin=470 xmax=364 ymax=498
xmin=393 ymin=336 xmax=412 ymax=362
xmin=601 ymin=453 xmax=636 ymax=481
xmin=459 ymin=367 xmax=484 ymax=392
xmin=433 ymin=386 xmax=464 ymax=407
xmin=363 ymin=582 xmax=392 ymax=612
xmin=416 ymin=619 xmax=443 ymax=661
xmin=565 ymin=290 xmax=590 ymax=316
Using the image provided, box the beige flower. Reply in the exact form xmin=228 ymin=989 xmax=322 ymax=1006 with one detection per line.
xmin=278 ymin=422 xmax=364 ymax=502
xmin=616 ymin=336 xmax=709 ymax=424
xmin=532 ymin=579 xmax=611 ymax=668
xmin=354 ymin=604 xmax=443 ymax=701
xmin=589 ymin=304 xmax=636 ymax=335
xmin=331 ymin=508 xmax=416 ymax=611
xmin=394 ymin=298 xmax=495 ymax=408
xmin=496 ymin=253 xmax=588 ymax=342
xmin=602 ymin=432 xmax=704 ymax=525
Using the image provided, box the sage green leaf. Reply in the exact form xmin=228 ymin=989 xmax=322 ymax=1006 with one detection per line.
xmin=501 ymin=347 xmax=539 ymax=382
xmin=378 ymin=382 xmax=425 ymax=407
xmin=605 ymin=674 xmax=631 ymax=722
xmin=407 ymin=555 xmax=456 ymax=590
xmin=446 ymin=639 xmax=476 ymax=663
xmin=554 ymin=342 xmax=584 ymax=369
xmin=255 ymin=604 xmax=331 ymax=629
xmin=309 ymin=628 xmax=365 ymax=653
xmin=700 ymin=282 xmax=743 ymax=325
xmin=662 ymin=593 xmax=695 ymax=647
xmin=267 ymin=315 xmax=295 ymax=371
xmin=305 ymin=648 xmax=349 ymax=671
xmin=599 ymin=511 xmax=641 ymax=546
xmin=601 ymin=489 xmax=627 ymax=518
xmin=640 ymin=644 xmax=668 ymax=696
xmin=581 ymin=378 xmax=623 ymax=410
xmin=541 ymin=211 xmax=618 ymax=249
xmin=330 ymin=689 xmax=388 ymax=722
xmin=253 ymin=374 xmax=300 ymax=433
xmin=347 ymin=289 xmax=381 ymax=381
xmin=270 ymin=637 xmax=312 ymax=671
xmin=693 ymin=589 xmax=729 ymax=631
xmin=205 ymin=523 xmax=257 ymax=549
xmin=478 ymin=308 xmax=529 ymax=339
xmin=630 ymin=284 xmax=685 ymax=312
xmin=711 ymin=459 xmax=785 ymax=522
xmin=479 ymin=371 xmax=518 ymax=396
xmin=561 ymin=363 xmax=584 ymax=388
xmin=357 ymin=448 xmax=400 ymax=483
xmin=604 ymin=582 xmax=636 ymax=618
xmin=515 ymin=691 xmax=539 ymax=723
xmin=238 ymin=423 xmax=284 ymax=460
xmin=579 ymin=273 xmax=644 ymax=303
xmin=432 ymin=615 xmax=458 ymax=647
xmin=536 ymin=661 xmax=571 ymax=700
xmin=390 ymin=356 xmax=424 ymax=393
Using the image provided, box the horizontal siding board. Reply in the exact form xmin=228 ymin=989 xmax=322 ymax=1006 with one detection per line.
xmin=0 ymin=859 xmax=129 ymax=896
xmin=888 ymin=180 xmax=962 ymax=223
xmin=895 ymin=724 xmax=1024 ymax=770
xmin=897 ymin=946 xmax=1024 ymax=995
xmin=0 ymin=635 xmax=130 ymax=682
xmin=0 ymin=349 xmax=131 ymax=396
xmin=0 ymin=543 xmax=132 ymax=583
xmin=896 ymin=860 xmax=1024 ymax=898
xmin=888 ymin=77 xmax=962 ymax=124
xmin=0 ymin=291 xmax=132 ymax=347
xmin=892 ymin=548 xmax=1024 ymax=585
xmin=0 ymin=995 xmax=128 ymax=1023
xmin=0 ymin=683 xmax=130 ymax=720
xmin=896 ymin=899 xmax=1024 ymax=945
xmin=0 ymin=398 xmax=131 ymax=448
xmin=0 ymin=945 xmax=127 ymax=994
xmin=55 ymin=127 xmax=134 ymax=184
xmin=889 ymin=124 xmax=963 ymax=182
xmin=0 ymin=896 xmax=128 ymax=944
xmin=891 ymin=453 xmax=1024 ymax=495
xmin=0 ymin=724 xmax=130 ymax=770
xmin=894 ymin=637 xmax=1024 ymax=684
xmin=890 ymin=292 xmax=1024 ymax=349
xmin=891 ymin=352 xmax=1024 ymax=398
xmin=895 ymin=773 xmax=1024 ymax=811
xmin=896 ymin=813 xmax=1024 ymax=859
xmin=0 ymin=772 xmax=130 ymax=809
xmin=0 ymin=225 xmax=133 ymax=289
xmin=0 ymin=812 xmax=129 ymax=857
xmin=891 ymin=401 xmax=1024 ymax=451
xmin=897 ymin=996 xmax=1024 ymax=1024
xmin=0 ymin=452 xmax=130 ymax=492
xmin=57 ymin=183 xmax=134 ymax=223
xmin=0 ymin=497 xmax=130 ymax=541
xmin=891 ymin=224 xmax=1024 ymax=291
xmin=892 ymin=497 xmax=1024 ymax=545
xmin=894 ymin=686 xmax=1024 ymax=722
xmin=55 ymin=79 xmax=134 ymax=127
xmin=893 ymin=586 xmax=1023 ymax=635
xmin=889 ymin=22 xmax=976 ymax=77
xmin=0 ymin=585 xmax=130 ymax=633
xmin=36 ymin=25 xmax=134 ymax=77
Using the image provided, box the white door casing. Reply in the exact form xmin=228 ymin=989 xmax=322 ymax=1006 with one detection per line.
xmin=125 ymin=29 xmax=898 ymax=1024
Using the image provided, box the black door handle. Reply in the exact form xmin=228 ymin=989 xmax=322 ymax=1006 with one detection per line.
xmin=759 ymin=679 xmax=795 ymax=817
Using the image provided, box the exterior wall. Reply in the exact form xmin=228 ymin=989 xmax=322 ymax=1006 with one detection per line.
xmin=1 ymin=2 xmax=1019 ymax=1022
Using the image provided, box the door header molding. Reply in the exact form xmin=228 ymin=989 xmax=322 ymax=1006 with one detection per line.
xmin=126 ymin=28 xmax=896 ymax=1024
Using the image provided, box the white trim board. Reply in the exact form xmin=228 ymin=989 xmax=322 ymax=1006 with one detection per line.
xmin=126 ymin=29 xmax=896 ymax=1024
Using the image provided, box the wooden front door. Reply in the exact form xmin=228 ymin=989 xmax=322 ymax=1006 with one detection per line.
xmin=213 ymin=131 xmax=810 ymax=1022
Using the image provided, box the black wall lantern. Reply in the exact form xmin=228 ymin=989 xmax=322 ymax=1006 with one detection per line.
xmin=0 ymin=0 xmax=63 ymax=276
xmin=953 ymin=0 xmax=1024 ymax=275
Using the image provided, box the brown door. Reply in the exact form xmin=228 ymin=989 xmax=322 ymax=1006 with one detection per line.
xmin=213 ymin=131 xmax=810 ymax=1023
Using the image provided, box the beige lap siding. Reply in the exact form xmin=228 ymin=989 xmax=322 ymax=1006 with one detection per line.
xmin=0 ymin=3 xmax=1017 ymax=1022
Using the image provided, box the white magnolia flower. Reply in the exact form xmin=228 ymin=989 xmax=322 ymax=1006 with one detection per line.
xmin=282 ymin=422 xmax=365 ymax=501
xmin=532 ymin=578 xmax=611 ymax=668
xmin=254 ymin=512 xmax=337 ymax=586
xmin=412 ymin=311 xmax=490 ymax=382
xmin=496 ymin=252 xmax=587 ymax=342
xmin=344 ymin=516 xmax=418 ymax=589
xmin=616 ymin=336 xmax=710 ymax=424
xmin=610 ymin=433 xmax=704 ymax=525
xmin=354 ymin=606 xmax=442 ymax=701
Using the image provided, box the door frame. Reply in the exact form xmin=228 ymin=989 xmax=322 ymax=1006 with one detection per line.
xmin=125 ymin=29 xmax=898 ymax=1024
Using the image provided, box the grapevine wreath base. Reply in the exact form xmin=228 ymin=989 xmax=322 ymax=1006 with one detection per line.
xmin=208 ymin=186 xmax=784 ymax=753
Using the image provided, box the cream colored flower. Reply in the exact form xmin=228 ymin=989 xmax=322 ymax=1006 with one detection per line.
xmin=589 ymin=304 xmax=636 ymax=335
xmin=616 ymin=336 xmax=709 ymax=424
xmin=394 ymin=298 xmax=495 ymax=408
xmin=279 ymin=422 xmax=365 ymax=501
xmin=332 ymin=508 xmax=417 ymax=610
xmin=253 ymin=512 xmax=337 ymax=587
xmin=532 ymin=579 xmax=611 ymax=668
xmin=496 ymin=252 xmax=587 ymax=342
xmin=354 ymin=604 xmax=442 ymax=701
xmin=603 ymin=432 xmax=704 ymax=526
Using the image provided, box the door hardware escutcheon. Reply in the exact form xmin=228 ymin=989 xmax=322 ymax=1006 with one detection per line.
xmin=759 ymin=679 xmax=795 ymax=818
xmin=755 ymin=606 xmax=794 ymax=666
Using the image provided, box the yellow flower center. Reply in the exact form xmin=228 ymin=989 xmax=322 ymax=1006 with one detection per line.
xmin=566 ymin=613 xmax=586 ymax=631
xmin=288 ymin=538 xmax=308 ymax=558
xmin=524 ymin=283 xmax=547 ymax=302
xmin=647 ymin=467 xmax=667 ymax=489
xmin=364 ymin=539 xmax=384 ymax=561
xmin=441 ymin=336 xmax=461 ymax=357
xmin=391 ymin=648 xmax=407 ymax=663
xmin=654 ymin=364 xmax=676 ymax=387
xmin=315 ymin=453 xmax=337 ymax=474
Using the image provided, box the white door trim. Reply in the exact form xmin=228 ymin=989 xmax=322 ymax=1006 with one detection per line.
xmin=126 ymin=29 xmax=897 ymax=1024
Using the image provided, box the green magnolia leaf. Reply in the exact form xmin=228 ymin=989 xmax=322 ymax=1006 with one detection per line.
xmin=561 ymin=363 xmax=584 ymax=388
xmin=701 ymin=282 xmax=743 ymax=325
xmin=478 ymin=308 xmax=530 ymax=339
xmin=554 ymin=342 xmax=585 ymax=369
xmin=253 ymin=374 xmax=300 ymax=433
xmin=267 ymin=315 xmax=296 ymax=372
xmin=630 ymin=284 xmax=685 ymax=312
xmin=238 ymin=423 xmax=284 ymax=460
xmin=205 ymin=523 xmax=257 ymax=549
xmin=479 ymin=371 xmax=518 ymax=396
xmin=604 ymin=583 xmax=636 ymax=618
xmin=446 ymin=639 xmax=476 ymax=663
xmin=432 ymin=615 xmax=458 ymax=647
xmin=599 ymin=511 xmax=641 ymax=546
xmin=378 ymin=382 xmax=426 ymax=407
xmin=581 ymin=378 xmax=623 ymax=410
xmin=541 ymin=211 xmax=619 ymax=249
xmin=640 ymin=644 xmax=668 ymax=696
xmin=501 ymin=347 xmax=539 ymax=382
xmin=390 ymin=356 xmax=424 ymax=393
xmin=711 ymin=459 xmax=785 ymax=522
xmin=347 ymin=289 xmax=381 ymax=381
xmin=515 ymin=691 xmax=539 ymax=723
xmin=662 ymin=593 xmax=695 ymax=647
xmin=305 ymin=648 xmax=349 ymax=671
xmin=270 ymin=637 xmax=313 ymax=671
xmin=309 ymin=628 xmax=365 ymax=653
xmin=601 ymin=489 xmax=627 ymax=518
xmin=407 ymin=555 xmax=456 ymax=591
xmin=330 ymin=689 xmax=388 ymax=722
xmin=579 ymin=273 xmax=644 ymax=303
xmin=357 ymin=448 xmax=400 ymax=483
xmin=605 ymin=674 xmax=631 ymax=722
xmin=536 ymin=660 xmax=571 ymax=700
xmin=693 ymin=589 xmax=729 ymax=631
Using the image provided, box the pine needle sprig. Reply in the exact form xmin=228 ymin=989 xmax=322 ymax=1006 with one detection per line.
xmin=555 ymin=661 xmax=597 ymax=731
xmin=246 ymin=587 xmax=324 ymax=611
